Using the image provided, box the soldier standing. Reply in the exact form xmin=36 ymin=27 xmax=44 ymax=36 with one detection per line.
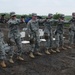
xmin=55 ymin=14 xmax=67 ymax=52
xmin=0 ymin=29 xmax=14 ymax=68
xmin=44 ymin=13 xmax=56 ymax=55
xmin=7 ymin=12 xmax=24 ymax=62
xmin=68 ymin=12 xmax=75 ymax=48
xmin=27 ymin=13 xmax=44 ymax=58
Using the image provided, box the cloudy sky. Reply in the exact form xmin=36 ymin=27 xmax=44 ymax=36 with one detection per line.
xmin=0 ymin=0 xmax=75 ymax=15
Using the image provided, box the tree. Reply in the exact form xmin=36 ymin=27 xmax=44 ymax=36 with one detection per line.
xmin=53 ymin=13 xmax=61 ymax=19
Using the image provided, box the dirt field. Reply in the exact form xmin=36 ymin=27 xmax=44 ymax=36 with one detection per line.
xmin=0 ymin=23 xmax=75 ymax=75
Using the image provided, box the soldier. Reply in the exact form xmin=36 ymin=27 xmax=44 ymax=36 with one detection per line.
xmin=0 ymin=29 xmax=14 ymax=68
xmin=0 ymin=14 xmax=6 ymax=23
xmin=68 ymin=12 xmax=75 ymax=48
xmin=27 ymin=13 xmax=44 ymax=58
xmin=7 ymin=12 xmax=24 ymax=62
xmin=44 ymin=13 xmax=56 ymax=55
xmin=20 ymin=16 xmax=25 ymax=23
xmin=55 ymin=14 xmax=67 ymax=52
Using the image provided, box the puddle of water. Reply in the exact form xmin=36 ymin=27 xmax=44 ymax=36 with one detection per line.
xmin=40 ymin=39 xmax=46 ymax=42
xmin=22 ymin=41 xmax=30 ymax=44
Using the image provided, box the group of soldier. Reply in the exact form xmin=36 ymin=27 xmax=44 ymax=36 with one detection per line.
xmin=0 ymin=12 xmax=75 ymax=68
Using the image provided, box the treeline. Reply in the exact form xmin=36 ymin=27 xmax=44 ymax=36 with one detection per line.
xmin=0 ymin=13 xmax=71 ymax=20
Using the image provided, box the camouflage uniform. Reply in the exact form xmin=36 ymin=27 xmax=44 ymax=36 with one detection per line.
xmin=0 ymin=30 xmax=14 ymax=60
xmin=27 ymin=13 xmax=45 ymax=52
xmin=27 ymin=13 xmax=44 ymax=58
xmin=55 ymin=14 xmax=67 ymax=51
xmin=55 ymin=20 xmax=64 ymax=48
xmin=69 ymin=17 xmax=75 ymax=46
xmin=7 ymin=18 xmax=22 ymax=56
xmin=27 ymin=19 xmax=40 ymax=52
xmin=44 ymin=19 xmax=54 ymax=50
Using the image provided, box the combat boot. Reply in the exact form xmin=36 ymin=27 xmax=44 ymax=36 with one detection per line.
xmin=17 ymin=56 xmax=24 ymax=61
xmin=61 ymin=46 xmax=67 ymax=50
xmin=36 ymin=52 xmax=43 ymax=56
xmin=66 ymin=45 xmax=72 ymax=49
xmin=9 ymin=59 xmax=14 ymax=64
xmin=56 ymin=48 xmax=60 ymax=53
xmin=0 ymin=61 xmax=6 ymax=68
xmin=51 ymin=49 xmax=56 ymax=53
xmin=45 ymin=49 xmax=51 ymax=55
xmin=9 ymin=56 xmax=14 ymax=64
xmin=29 ymin=52 xmax=35 ymax=58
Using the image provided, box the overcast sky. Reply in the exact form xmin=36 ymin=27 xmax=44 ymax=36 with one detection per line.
xmin=0 ymin=0 xmax=75 ymax=15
